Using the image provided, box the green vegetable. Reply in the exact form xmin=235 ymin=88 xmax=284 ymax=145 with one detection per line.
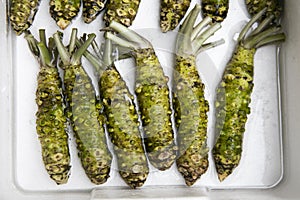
xmin=245 ymin=0 xmax=282 ymax=20
xmin=103 ymin=0 xmax=141 ymax=27
xmin=173 ymin=5 xmax=223 ymax=186
xmin=106 ymin=21 xmax=177 ymax=171
xmin=9 ymin=0 xmax=40 ymax=35
xmin=80 ymin=37 xmax=149 ymax=188
xmin=54 ymin=30 xmax=112 ymax=184
xmin=201 ymin=0 xmax=229 ymax=22
xmin=49 ymin=0 xmax=81 ymax=29
xmin=213 ymin=8 xmax=285 ymax=181
xmin=25 ymin=30 xmax=71 ymax=184
xmin=82 ymin=0 xmax=107 ymax=23
xmin=160 ymin=0 xmax=191 ymax=32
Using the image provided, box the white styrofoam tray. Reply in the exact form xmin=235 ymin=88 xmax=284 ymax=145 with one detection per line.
xmin=4 ymin=0 xmax=284 ymax=196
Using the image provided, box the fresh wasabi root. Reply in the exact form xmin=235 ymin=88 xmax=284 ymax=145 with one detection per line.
xmin=9 ymin=0 xmax=40 ymax=35
xmin=160 ymin=0 xmax=191 ymax=32
xmin=82 ymin=0 xmax=107 ymax=23
xmin=213 ymin=8 xmax=285 ymax=181
xmin=174 ymin=55 xmax=209 ymax=187
xmin=135 ymin=48 xmax=177 ymax=170
xmin=173 ymin=5 xmax=223 ymax=186
xmin=100 ymin=65 xmax=149 ymax=188
xmin=80 ymin=38 xmax=149 ymax=188
xmin=50 ymin=0 xmax=81 ymax=30
xmin=106 ymin=21 xmax=177 ymax=171
xmin=54 ymin=30 xmax=112 ymax=184
xmin=245 ymin=0 xmax=282 ymax=20
xmin=201 ymin=0 xmax=229 ymax=22
xmin=25 ymin=30 xmax=71 ymax=184
xmin=103 ymin=0 xmax=141 ymax=27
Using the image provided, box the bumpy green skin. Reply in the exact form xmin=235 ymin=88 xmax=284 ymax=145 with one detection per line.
xmin=36 ymin=64 xmax=71 ymax=185
xmin=213 ymin=46 xmax=255 ymax=181
xmin=201 ymin=0 xmax=229 ymax=22
xmin=245 ymin=0 xmax=282 ymax=20
xmin=63 ymin=64 xmax=112 ymax=184
xmin=82 ymin=0 xmax=106 ymax=23
xmin=49 ymin=0 xmax=81 ymax=29
xmin=160 ymin=0 xmax=191 ymax=32
xmin=135 ymin=48 xmax=177 ymax=171
xmin=9 ymin=0 xmax=40 ymax=35
xmin=173 ymin=55 xmax=209 ymax=186
xmin=103 ymin=0 xmax=140 ymax=27
xmin=99 ymin=64 xmax=149 ymax=188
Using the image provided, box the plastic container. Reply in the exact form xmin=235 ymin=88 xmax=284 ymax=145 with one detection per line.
xmin=1 ymin=0 xmax=299 ymax=199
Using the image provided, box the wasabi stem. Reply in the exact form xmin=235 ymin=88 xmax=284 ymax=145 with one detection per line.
xmin=106 ymin=21 xmax=178 ymax=171
xmin=160 ymin=0 xmax=191 ymax=32
xmin=54 ymin=30 xmax=113 ymax=184
xmin=9 ymin=0 xmax=40 ymax=35
xmin=80 ymin=37 xmax=149 ymax=188
xmin=49 ymin=0 xmax=81 ymax=29
xmin=201 ymin=0 xmax=229 ymax=22
xmin=25 ymin=30 xmax=71 ymax=184
xmin=173 ymin=4 xmax=223 ymax=186
xmin=245 ymin=0 xmax=282 ymax=20
xmin=82 ymin=0 xmax=107 ymax=23
xmin=103 ymin=0 xmax=141 ymax=27
xmin=213 ymin=8 xmax=285 ymax=182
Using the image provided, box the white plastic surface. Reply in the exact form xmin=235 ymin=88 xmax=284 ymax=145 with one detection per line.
xmin=1 ymin=0 xmax=299 ymax=199
xmin=12 ymin=0 xmax=283 ymax=191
